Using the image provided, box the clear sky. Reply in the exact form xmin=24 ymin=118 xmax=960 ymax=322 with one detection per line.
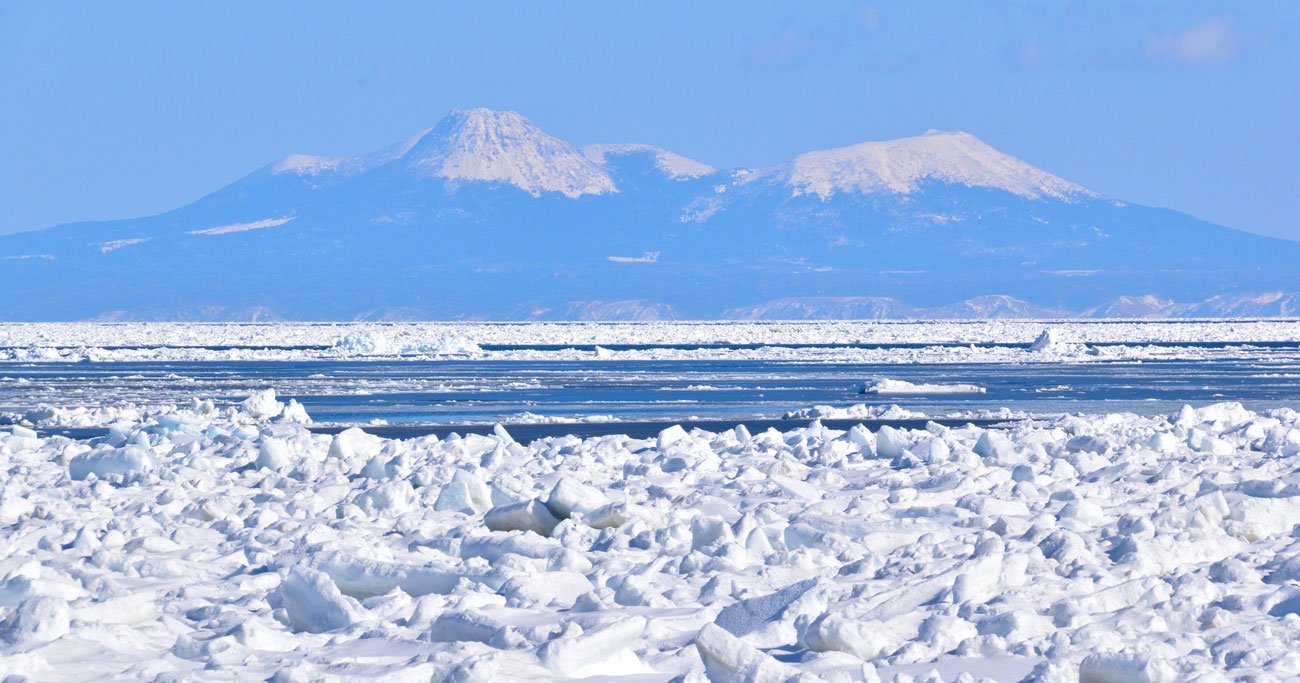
xmin=1 ymin=1 xmax=1297 ymax=238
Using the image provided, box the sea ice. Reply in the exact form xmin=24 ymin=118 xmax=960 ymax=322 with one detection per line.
xmin=0 ymin=398 xmax=1298 ymax=680
xmin=859 ymin=379 xmax=987 ymax=395
xmin=5 ymin=319 xmax=1300 ymax=366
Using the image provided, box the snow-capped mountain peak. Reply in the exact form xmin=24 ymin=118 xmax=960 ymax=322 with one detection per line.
xmin=270 ymin=154 xmax=348 ymax=177
xmin=269 ymin=128 xmax=431 ymax=183
xmin=265 ymin=117 xmax=1087 ymax=203
xmin=399 ymin=108 xmax=616 ymax=198
xmin=581 ymin=144 xmax=717 ymax=180
xmin=780 ymin=130 xmax=1095 ymax=200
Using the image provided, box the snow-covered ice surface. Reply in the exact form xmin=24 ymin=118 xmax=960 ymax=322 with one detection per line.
xmin=3 ymin=319 xmax=1300 ymax=355
xmin=0 ymin=320 xmax=1299 ymax=373
xmin=859 ymin=379 xmax=987 ymax=395
xmin=3 ymin=399 xmax=1300 ymax=680
xmin=4 ymin=322 xmax=1300 ymax=679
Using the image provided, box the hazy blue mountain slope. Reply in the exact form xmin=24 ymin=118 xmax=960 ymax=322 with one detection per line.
xmin=2 ymin=108 xmax=1297 ymax=320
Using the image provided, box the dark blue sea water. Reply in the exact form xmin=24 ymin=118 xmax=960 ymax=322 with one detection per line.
xmin=4 ymin=354 xmax=1300 ymax=430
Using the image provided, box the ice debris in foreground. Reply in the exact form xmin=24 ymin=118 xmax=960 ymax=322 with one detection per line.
xmin=1 ymin=401 xmax=1300 ymax=680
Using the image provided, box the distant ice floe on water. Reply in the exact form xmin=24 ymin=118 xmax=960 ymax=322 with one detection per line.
xmin=240 ymin=388 xmax=312 ymax=423
xmin=329 ymin=330 xmax=482 ymax=357
xmin=6 ymin=389 xmax=312 ymax=429
xmin=1028 ymin=327 xmax=1089 ymax=354
xmin=503 ymin=412 xmax=620 ymax=425
xmin=784 ymin=403 xmax=1030 ymax=421
xmin=13 ymin=404 xmax=158 ymax=429
xmin=2 ymin=400 xmax=1300 ymax=678
xmin=858 ymin=379 xmax=987 ymax=395
xmin=783 ymin=403 xmax=928 ymax=420
xmin=1030 ymin=328 xmax=1060 ymax=352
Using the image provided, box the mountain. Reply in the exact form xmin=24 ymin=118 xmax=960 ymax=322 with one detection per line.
xmin=1184 ymin=292 xmax=1300 ymax=317
xmin=763 ymin=130 xmax=1092 ymax=201
xmin=1083 ymin=295 xmax=1188 ymax=319
xmin=2 ymin=107 xmax=1298 ymax=320
xmin=724 ymin=295 xmax=1067 ymax=320
xmin=926 ymin=295 xmax=1068 ymax=319
xmin=725 ymin=297 xmax=914 ymax=320
xmin=581 ymin=144 xmax=717 ymax=181
xmin=403 ymin=109 xmax=616 ymax=197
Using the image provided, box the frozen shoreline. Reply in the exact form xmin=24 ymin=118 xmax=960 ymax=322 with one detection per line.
xmin=2 ymin=398 xmax=1299 ymax=680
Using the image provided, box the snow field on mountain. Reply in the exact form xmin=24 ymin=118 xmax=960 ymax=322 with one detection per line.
xmin=776 ymin=130 xmax=1093 ymax=201
xmin=3 ymin=399 xmax=1300 ymax=680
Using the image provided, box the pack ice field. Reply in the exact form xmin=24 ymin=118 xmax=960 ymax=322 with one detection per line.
xmin=3 ymin=321 xmax=1300 ymax=681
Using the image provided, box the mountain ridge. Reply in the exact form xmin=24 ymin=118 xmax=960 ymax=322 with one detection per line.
xmin=2 ymin=107 xmax=1297 ymax=321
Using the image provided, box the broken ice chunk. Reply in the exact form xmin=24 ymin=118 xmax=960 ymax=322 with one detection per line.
xmin=483 ymin=499 xmax=561 ymax=537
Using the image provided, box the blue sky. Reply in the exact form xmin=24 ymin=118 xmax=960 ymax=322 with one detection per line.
xmin=1 ymin=1 xmax=1297 ymax=238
